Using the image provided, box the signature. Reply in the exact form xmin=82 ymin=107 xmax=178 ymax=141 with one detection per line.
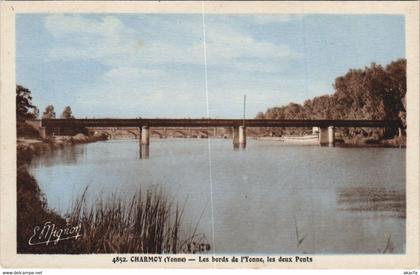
xmin=28 ymin=221 xmax=82 ymax=246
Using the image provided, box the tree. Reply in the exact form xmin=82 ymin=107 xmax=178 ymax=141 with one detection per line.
xmin=60 ymin=106 xmax=74 ymax=119
xmin=33 ymin=107 xmax=40 ymax=119
xmin=385 ymin=59 xmax=406 ymax=128
xmin=42 ymin=105 xmax=56 ymax=119
xmin=256 ymin=59 xmax=406 ymax=139
xmin=255 ymin=112 xmax=265 ymax=119
xmin=16 ymin=85 xmax=37 ymax=121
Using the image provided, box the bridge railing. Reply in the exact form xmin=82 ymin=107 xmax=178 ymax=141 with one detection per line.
xmin=41 ymin=118 xmax=403 ymax=128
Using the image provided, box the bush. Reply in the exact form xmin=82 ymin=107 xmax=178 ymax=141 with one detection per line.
xmin=17 ymin=121 xmax=40 ymax=139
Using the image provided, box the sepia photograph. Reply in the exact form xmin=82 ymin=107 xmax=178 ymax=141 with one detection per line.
xmin=1 ymin=0 xmax=419 ymax=269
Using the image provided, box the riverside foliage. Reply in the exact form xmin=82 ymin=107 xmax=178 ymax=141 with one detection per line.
xmin=17 ymin=140 xmax=206 ymax=254
xmin=256 ymin=59 xmax=406 ymax=141
xmin=66 ymin=187 xmax=208 ymax=254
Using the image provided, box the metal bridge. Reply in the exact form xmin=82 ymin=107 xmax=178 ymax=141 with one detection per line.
xmin=40 ymin=118 xmax=403 ymax=158
xmin=41 ymin=118 xmax=402 ymax=128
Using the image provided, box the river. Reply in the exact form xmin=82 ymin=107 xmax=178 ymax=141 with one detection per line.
xmin=29 ymin=139 xmax=405 ymax=254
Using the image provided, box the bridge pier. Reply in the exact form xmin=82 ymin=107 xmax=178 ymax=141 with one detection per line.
xmin=239 ymin=126 xmax=246 ymax=148
xmin=140 ymin=144 xmax=149 ymax=159
xmin=139 ymin=126 xmax=150 ymax=159
xmin=328 ymin=126 xmax=335 ymax=146
xmin=233 ymin=126 xmax=239 ymax=149
xmin=39 ymin=127 xmax=47 ymax=139
xmin=232 ymin=126 xmax=246 ymax=149
xmin=319 ymin=126 xmax=335 ymax=146
xmin=141 ymin=126 xmax=150 ymax=145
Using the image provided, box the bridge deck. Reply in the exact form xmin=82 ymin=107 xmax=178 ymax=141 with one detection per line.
xmin=42 ymin=118 xmax=402 ymax=128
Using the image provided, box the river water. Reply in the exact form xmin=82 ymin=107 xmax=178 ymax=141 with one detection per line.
xmin=29 ymin=139 xmax=405 ymax=254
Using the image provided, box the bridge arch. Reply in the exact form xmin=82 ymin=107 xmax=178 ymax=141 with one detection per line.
xmin=197 ymin=131 xmax=208 ymax=138
xmin=127 ymin=130 xmax=139 ymax=139
xmin=101 ymin=132 xmax=112 ymax=140
xmin=112 ymin=130 xmax=138 ymax=139
xmin=192 ymin=129 xmax=209 ymax=138
xmin=172 ymin=130 xmax=187 ymax=138
xmin=151 ymin=130 xmax=164 ymax=139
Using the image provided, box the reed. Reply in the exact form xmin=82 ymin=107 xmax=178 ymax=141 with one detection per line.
xmin=67 ymin=186 xmax=208 ymax=254
xmin=293 ymin=215 xmax=307 ymax=248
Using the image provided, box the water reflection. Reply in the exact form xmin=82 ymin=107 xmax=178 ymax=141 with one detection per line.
xmin=336 ymin=186 xmax=405 ymax=218
xmin=233 ymin=143 xmax=246 ymax=151
xmin=29 ymin=139 xmax=406 ymax=254
xmin=31 ymin=145 xmax=84 ymax=167
xmin=139 ymin=144 xmax=149 ymax=159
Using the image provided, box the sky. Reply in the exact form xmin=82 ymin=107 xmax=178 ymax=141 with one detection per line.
xmin=16 ymin=14 xmax=405 ymax=118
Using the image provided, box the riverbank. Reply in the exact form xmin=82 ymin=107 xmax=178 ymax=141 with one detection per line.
xmin=255 ymin=134 xmax=406 ymax=147
xmin=17 ymin=129 xmax=208 ymax=254
xmin=341 ymin=135 xmax=406 ymax=148
xmin=17 ymin=134 xmax=108 ymax=163
xmin=17 ymin=132 xmax=109 ymax=253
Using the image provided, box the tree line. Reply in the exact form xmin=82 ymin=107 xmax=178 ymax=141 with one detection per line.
xmin=16 ymin=85 xmax=74 ymax=121
xmin=255 ymin=59 xmax=406 ymax=140
xmin=16 ymin=58 xmax=406 ymax=141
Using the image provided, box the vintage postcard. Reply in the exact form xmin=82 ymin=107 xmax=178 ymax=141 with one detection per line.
xmin=0 ymin=0 xmax=419 ymax=269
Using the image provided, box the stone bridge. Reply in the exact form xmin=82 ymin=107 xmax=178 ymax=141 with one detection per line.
xmin=86 ymin=127 xmax=233 ymax=139
xmin=41 ymin=118 xmax=403 ymax=158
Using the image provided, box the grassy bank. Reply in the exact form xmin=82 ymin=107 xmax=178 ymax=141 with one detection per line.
xmin=18 ymin=160 xmax=208 ymax=253
xmin=17 ymin=162 xmax=69 ymax=253
xmin=66 ymin=187 xmax=208 ymax=253
xmin=17 ymin=122 xmax=208 ymax=254
xmin=16 ymin=129 xmax=104 ymax=253
xmin=340 ymin=135 xmax=406 ymax=148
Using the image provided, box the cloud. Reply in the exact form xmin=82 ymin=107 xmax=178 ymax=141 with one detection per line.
xmin=75 ymin=65 xmax=208 ymax=118
xmin=45 ymin=14 xmax=129 ymax=37
xmin=45 ymin=15 xmax=141 ymax=65
xmin=18 ymin=13 xmax=404 ymax=118
xmin=41 ymin=14 xmax=306 ymax=117
xmin=44 ymin=14 xmax=301 ymax=72
xmin=201 ymin=21 xmax=302 ymax=68
xmin=102 ymin=67 xmax=163 ymax=82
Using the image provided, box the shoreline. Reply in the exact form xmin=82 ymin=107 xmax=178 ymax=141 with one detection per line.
xmin=17 ymin=134 xmax=108 ymax=164
xmin=254 ymin=135 xmax=406 ymax=148
xmin=16 ymin=133 xmax=108 ymax=253
xmin=17 ymin=133 xmax=210 ymax=254
xmin=79 ymin=135 xmax=406 ymax=148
